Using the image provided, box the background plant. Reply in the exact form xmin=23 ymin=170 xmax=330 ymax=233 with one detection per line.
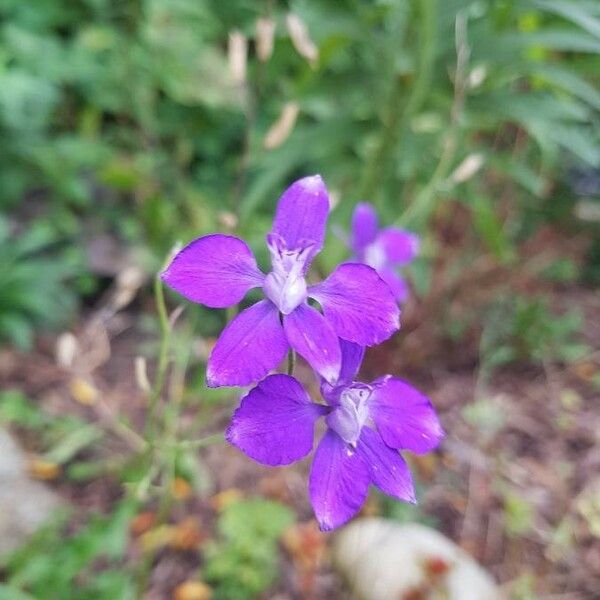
xmin=0 ymin=0 xmax=598 ymax=597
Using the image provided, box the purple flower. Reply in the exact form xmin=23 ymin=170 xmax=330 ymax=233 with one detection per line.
xmin=161 ymin=176 xmax=400 ymax=388
xmin=226 ymin=340 xmax=443 ymax=531
xmin=351 ymin=202 xmax=420 ymax=303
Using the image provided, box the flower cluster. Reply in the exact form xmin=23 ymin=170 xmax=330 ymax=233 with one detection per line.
xmin=350 ymin=202 xmax=420 ymax=303
xmin=162 ymin=175 xmax=442 ymax=531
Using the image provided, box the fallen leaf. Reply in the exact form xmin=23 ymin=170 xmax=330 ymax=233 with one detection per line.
xmin=69 ymin=377 xmax=98 ymax=406
xmin=139 ymin=525 xmax=176 ymax=553
xmin=282 ymin=521 xmax=327 ymax=593
xmin=28 ymin=458 xmax=61 ymax=481
xmin=130 ymin=511 xmax=157 ymax=537
xmin=172 ymin=477 xmax=193 ymax=501
xmin=173 ymin=580 xmax=213 ymax=600
xmin=170 ymin=517 xmax=205 ymax=551
xmin=210 ymin=488 xmax=244 ymax=512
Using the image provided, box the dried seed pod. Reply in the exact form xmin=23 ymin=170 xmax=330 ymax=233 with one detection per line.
xmin=256 ymin=17 xmax=275 ymax=62
xmin=450 ymin=153 xmax=484 ymax=184
xmin=228 ymin=30 xmax=248 ymax=86
xmin=56 ymin=332 xmax=79 ymax=369
xmin=264 ymin=102 xmax=300 ymax=149
xmin=134 ymin=356 xmax=151 ymax=394
xmin=286 ymin=13 xmax=318 ymax=65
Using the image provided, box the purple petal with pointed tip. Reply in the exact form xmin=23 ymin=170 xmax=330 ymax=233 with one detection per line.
xmin=356 ymin=427 xmax=416 ymax=503
xmin=379 ymin=267 xmax=409 ymax=303
xmin=309 ymin=430 xmax=370 ymax=531
xmin=283 ymin=303 xmax=341 ymax=384
xmin=161 ymin=234 xmax=264 ymax=308
xmin=338 ymin=340 xmax=365 ymax=384
xmin=226 ymin=374 xmax=327 ymax=466
xmin=309 ymin=263 xmax=400 ymax=346
xmin=207 ymin=300 xmax=288 ymax=387
xmin=379 ymin=228 xmax=419 ymax=265
xmin=271 ymin=175 xmax=329 ymax=265
xmin=351 ymin=203 xmax=378 ymax=254
xmin=370 ymin=376 xmax=444 ymax=454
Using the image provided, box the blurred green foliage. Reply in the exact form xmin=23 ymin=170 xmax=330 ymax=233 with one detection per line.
xmin=204 ymin=498 xmax=294 ymax=600
xmin=480 ymin=294 xmax=590 ymax=374
xmin=0 ymin=389 xmax=104 ymax=466
xmin=0 ymin=3 xmax=598 ymax=594
xmin=0 ymin=217 xmax=82 ymax=348
xmin=1 ymin=0 xmax=598 ymax=264
xmin=0 ymin=501 xmax=136 ymax=600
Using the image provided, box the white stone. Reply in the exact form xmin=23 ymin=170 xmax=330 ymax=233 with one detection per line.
xmin=0 ymin=429 xmax=62 ymax=556
xmin=333 ymin=518 xmax=501 ymax=600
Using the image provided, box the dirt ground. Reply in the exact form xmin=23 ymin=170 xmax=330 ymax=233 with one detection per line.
xmin=1 ymin=226 xmax=599 ymax=600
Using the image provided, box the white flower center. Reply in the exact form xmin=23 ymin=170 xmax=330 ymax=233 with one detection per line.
xmin=363 ymin=241 xmax=387 ymax=271
xmin=263 ymin=234 xmax=310 ymax=314
xmin=326 ymin=384 xmax=372 ymax=446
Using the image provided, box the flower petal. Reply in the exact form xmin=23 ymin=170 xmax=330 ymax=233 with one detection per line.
xmin=309 ymin=430 xmax=370 ymax=531
xmin=207 ymin=300 xmax=288 ymax=387
xmin=283 ymin=303 xmax=341 ymax=384
xmin=378 ymin=228 xmax=419 ymax=265
xmin=338 ymin=340 xmax=365 ymax=384
xmin=370 ymin=376 xmax=444 ymax=454
xmin=379 ymin=267 xmax=409 ymax=303
xmin=161 ymin=234 xmax=264 ymax=308
xmin=271 ymin=175 xmax=329 ymax=263
xmin=226 ymin=374 xmax=327 ymax=466
xmin=309 ymin=263 xmax=400 ymax=346
xmin=351 ymin=202 xmax=378 ymax=254
xmin=356 ymin=427 xmax=416 ymax=503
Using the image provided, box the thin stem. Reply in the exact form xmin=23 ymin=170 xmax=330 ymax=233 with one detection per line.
xmin=287 ymin=350 xmax=296 ymax=376
xmin=145 ymin=274 xmax=170 ymax=442
xmin=360 ymin=0 xmax=437 ymax=203
xmin=175 ymin=433 xmax=225 ymax=450
xmin=397 ymin=10 xmax=470 ymax=228
xmin=135 ymin=274 xmax=173 ymax=599
xmin=95 ymin=399 xmax=148 ymax=453
xmin=156 ymin=325 xmax=194 ymax=521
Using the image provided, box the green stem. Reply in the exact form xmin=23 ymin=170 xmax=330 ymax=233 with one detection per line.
xmin=287 ymin=350 xmax=296 ymax=376
xmin=403 ymin=0 xmax=437 ymax=120
xmin=396 ymin=9 xmax=469 ymax=228
xmin=135 ymin=275 xmax=173 ymax=599
xmin=397 ymin=136 xmax=456 ymax=228
xmin=175 ymin=433 xmax=225 ymax=449
xmin=144 ymin=274 xmax=171 ymax=443
xmin=360 ymin=0 xmax=437 ymax=203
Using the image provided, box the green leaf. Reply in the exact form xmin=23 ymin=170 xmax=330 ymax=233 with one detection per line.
xmin=219 ymin=498 xmax=294 ymax=542
xmin=528 ymin=64 xmax=600 ymax=110
xmin=0 ymin=390 xmax=46 ymax=429
xmin=0 ymin=585 xmax=37 ymax=600
xmin=44 ymin=424 xmax=103 ymax=465
xmin=469 ymin=192 xmax=513 ymax=262
xmin=530 ymin=0 xmax=600 ymax=39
